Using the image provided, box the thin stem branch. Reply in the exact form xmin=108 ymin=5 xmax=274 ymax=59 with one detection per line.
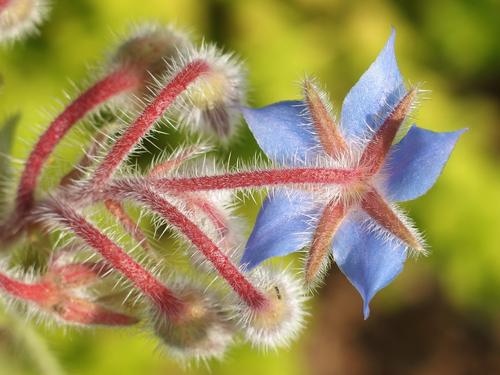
xmin=89 ymin=60 xmax=210 ymax=188
xmin=15 ymin=68 xmax=141 ymax=216
xmin=122 ymin=185 xmax=268 ymax=310
xmin=147 ymin=167 xmax=361 ymax=192
xmin=45 ymin=200 xmax=185 ymax=318
xmin=0 ymin=273 xmax=51 ymax=303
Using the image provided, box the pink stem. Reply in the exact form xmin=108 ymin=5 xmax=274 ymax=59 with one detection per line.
xmin=104 ymin=199 xmax=150 ymax=251
xmin=148 ymin=167 xmax=361 ymax=192
xmin=0 ymin=272 xmax=52 ymax=303
xmin=126 ymin=185 xmax=268 ymax=310
xmin=46 ymin=200 xmax=185 ymax=318
xmin=185 ymin=194 xmax=230 ymax=236
xmin=15 ymin=68 xmax=141 ymax=216
xmin=89 ymin=60 xmax=211 ymax=188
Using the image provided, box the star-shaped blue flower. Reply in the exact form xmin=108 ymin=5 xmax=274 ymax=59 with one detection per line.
xmin=240 ymin=31 xmax=465 ymax=318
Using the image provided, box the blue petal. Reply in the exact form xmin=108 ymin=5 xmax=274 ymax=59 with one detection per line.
xmin=242 ymin=101 xmax=320 ymax=165
xmin=384 ymin=125 xmax=466 ymax=202
xmin=241 ymin=190 xmax=318 ymax=269
xmin=332 ymin=212 xmax=407 ymax=319
xmin=340 ymin=30 xmax=406 ymax=141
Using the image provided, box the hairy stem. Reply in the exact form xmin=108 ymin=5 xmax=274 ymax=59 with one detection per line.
xmin=0 ymin=271 xmax=138 ymax=325
xmin=45 ymin=200 xmax=185 ymax=318
xmin=15 ymin=68 xmax=141 ymax=216
xmin=147 ymin=167 xmax=360 ymax=193
xmin=124 ymin=185 xmax=268 ymax=310
xmin=104 ymin=199 xmax=150 ymax=251
xmin=89 ymin=60 xmax=210 ymax=188
xmin=0 ymin=272 xmax=51 ymax=303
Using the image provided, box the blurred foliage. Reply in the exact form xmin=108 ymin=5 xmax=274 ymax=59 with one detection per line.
xmin=0 ymin=0 xmax=499 ymax=374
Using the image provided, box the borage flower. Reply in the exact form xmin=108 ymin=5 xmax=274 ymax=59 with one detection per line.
xmin=241 ymin=31 xmax=465 ymax=318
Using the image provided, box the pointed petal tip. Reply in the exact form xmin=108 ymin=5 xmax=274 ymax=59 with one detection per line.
xmin=363 ymin=300 xmax=371 ymax=320
xmin=340 ymin=28 xmax=404 ymax=141
xmin=387 ymin=27 xmax=396 ymax=47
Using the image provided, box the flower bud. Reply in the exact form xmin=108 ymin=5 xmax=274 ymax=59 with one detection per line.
xmin=47 ymin=261 xmax=112 ymax=288
xmin=168 ymin=44 xmax=246 ymax=140
xmin=235 ymin=268 xmax=307 ymax=350
xmin=49 ymin=297 xmax=139 ymax=326
xmin=152 ymin=282 xmax=234 ymax=360
xmin=109 ymin=24 xmax=193 ymax=109
xmin=0 ymin=0 xmax=48 ymax=43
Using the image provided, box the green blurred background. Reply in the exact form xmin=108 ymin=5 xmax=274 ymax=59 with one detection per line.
xmin=1 ymin=0 xmax=499 ymax=374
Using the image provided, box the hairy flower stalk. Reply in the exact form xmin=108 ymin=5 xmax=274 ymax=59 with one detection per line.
xmin=42 ymin=201 xmax=235 ymax=359
xmin=107 ymin=184 xmax=310 ymax=349
xmin=14 ymin=69 xmax=141 ymax=219
xmin=149 ymin=167 xmax=360 ymax=192
xmin=43 ymin=199 xmax=185 ymax=319
xmin=104 ymin=199 xmax=150 ymax=251
xmin=88 ymin=59 xmax=211 ymax=188
xmin=119 ymin=184 xmax=268 ymax=310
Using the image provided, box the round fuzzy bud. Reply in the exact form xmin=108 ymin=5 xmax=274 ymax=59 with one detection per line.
xmin=109 ymin=24 xmax=193 ymax=109
xmin=152 ymin=282 xmax=234 ymax=361
xmin=0 ymin=0 xmax=48 ymax=43
xmin=235 ymin=268 xmax=307 ymax=350
xmin=169 ymin=44 xmax=246 ymax=140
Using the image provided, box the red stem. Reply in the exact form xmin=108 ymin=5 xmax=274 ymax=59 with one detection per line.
xmin=104 ymin=199 xmax=150 ymax=251
xmin=46 ymin=200 xmax=185 ymax=318
xmin=127 ymin=185 xmax=268 ymax=310
xmin=148 ymin=167 xmax=361 ymax=193
xmin=15 ymin=68 xmax=141 ymax=216
xmin=89 ymin=60 xmax=211 ymax=188
xmin=0 ymin=273 xmax=52 ymax=303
